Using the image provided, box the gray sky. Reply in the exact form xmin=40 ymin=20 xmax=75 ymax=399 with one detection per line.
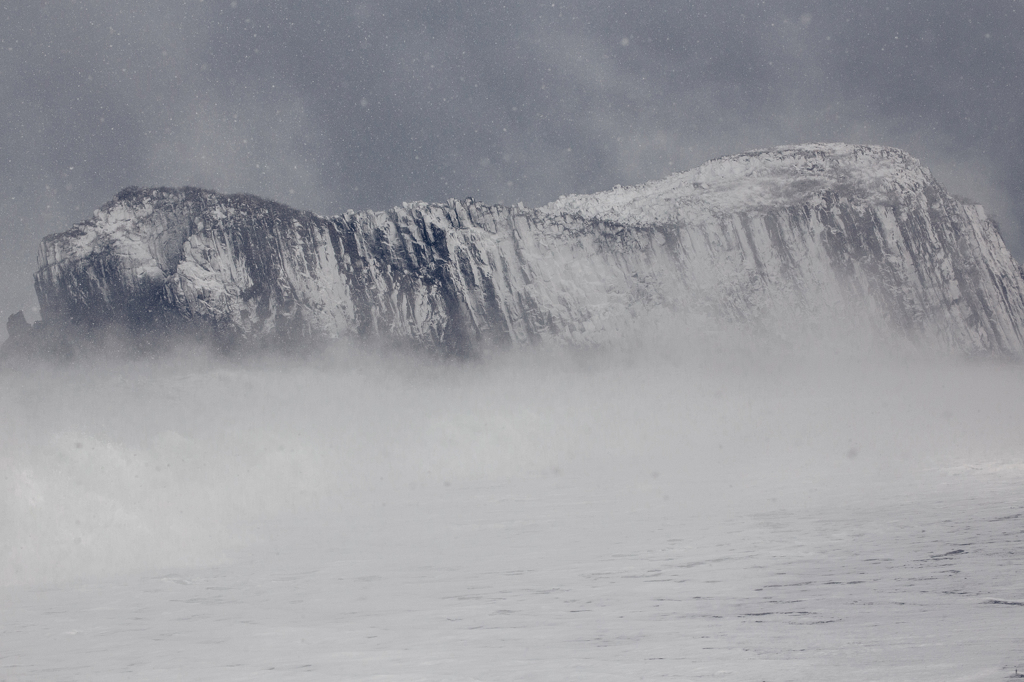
xmin=2 ymin=0 xmax=1023 ymax=325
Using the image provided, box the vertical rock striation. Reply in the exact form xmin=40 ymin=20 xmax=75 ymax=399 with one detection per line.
xmin=17 ymin=143 xmax=1024 ymax=357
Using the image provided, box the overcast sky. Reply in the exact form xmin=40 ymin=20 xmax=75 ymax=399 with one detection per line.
xmin=2 ymin=0 xmax=1022 ymax=325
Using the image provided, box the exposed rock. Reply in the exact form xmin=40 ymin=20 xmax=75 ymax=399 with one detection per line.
xmin=6 ymin=311 xmax=30 ymax=339
xmin=1 ymin=317 xmax=75 ymax=364
xmin=7 ymin=143 xmax=1024 ymax=359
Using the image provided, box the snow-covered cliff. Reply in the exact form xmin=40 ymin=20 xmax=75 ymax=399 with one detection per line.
xmin=16 ymin=144 xmax=1024 ymax=356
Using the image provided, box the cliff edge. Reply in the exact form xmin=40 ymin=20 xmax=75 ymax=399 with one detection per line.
xmin=7 ymin=143 xmax=1024 ymax=359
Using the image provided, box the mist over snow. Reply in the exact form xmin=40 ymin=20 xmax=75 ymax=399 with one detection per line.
xmin=2 ymin=344 xmax=1015 ymax=585
xmin=2 ymin=344 xmax=1024 ymax=678
xmin=3 ymin=2 xmax=1024 ymax=679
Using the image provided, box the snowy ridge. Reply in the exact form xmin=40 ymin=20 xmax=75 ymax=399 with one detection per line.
xmin=542 ymin=144 xmax=932 ymax=224
xmin=17 ymin=144 xmax=1024 ymax=357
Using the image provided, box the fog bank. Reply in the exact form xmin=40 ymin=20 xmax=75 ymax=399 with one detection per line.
xmin=2 ymin=345 xmax=1023 ymax=587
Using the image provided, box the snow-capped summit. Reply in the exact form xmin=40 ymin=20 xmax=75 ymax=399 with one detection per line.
xmin=7 ymin=144 xmax=1024 ymax=358
xmin=544 ymin=144 xmax=931 ymax=223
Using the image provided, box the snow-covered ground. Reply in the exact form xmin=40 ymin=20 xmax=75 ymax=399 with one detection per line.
xmin=2 ymin=345 xmax=1022 ymax=680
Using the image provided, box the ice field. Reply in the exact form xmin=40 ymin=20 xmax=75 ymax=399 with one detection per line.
xmin=1 ymin=346 xmax=1022 ymax=680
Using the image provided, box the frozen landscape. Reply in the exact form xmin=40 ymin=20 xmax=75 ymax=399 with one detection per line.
xmin=17 ymin=144 xmax=1024 ymax=360
xmin=1 ymin=345 xmax=1023 ymax=681
xmin=4 ymin=3 xmax=1024 ymax=680
xmin=3 ymin=143 xmax=1024 ymax=681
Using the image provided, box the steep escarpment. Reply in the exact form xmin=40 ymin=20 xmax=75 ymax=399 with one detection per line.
xmin=10 ymin=143 xmax=1024 ymax=358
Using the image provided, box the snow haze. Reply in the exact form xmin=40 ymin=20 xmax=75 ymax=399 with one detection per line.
xmin=2 ymin=3 xmax=1024 ymax=678
xmin=2 ymin=346 xmax=1023 ymax=678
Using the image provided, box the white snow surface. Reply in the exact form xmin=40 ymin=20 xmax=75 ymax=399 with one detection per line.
xmin=541 ymin=143 xmax=932 ymax=224
xmin=2 ymin=347 xmax=1023 ymax=680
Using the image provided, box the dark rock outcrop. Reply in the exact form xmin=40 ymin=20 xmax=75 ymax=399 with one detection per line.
xmin=6 ymin=311 xmax=30 ymax=339
xmin=5 ymin=143 xmax=1024 ymax=359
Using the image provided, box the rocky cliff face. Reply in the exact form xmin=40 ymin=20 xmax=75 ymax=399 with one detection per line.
xmin=13 ymin=143 xmax=1024 ymax=357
